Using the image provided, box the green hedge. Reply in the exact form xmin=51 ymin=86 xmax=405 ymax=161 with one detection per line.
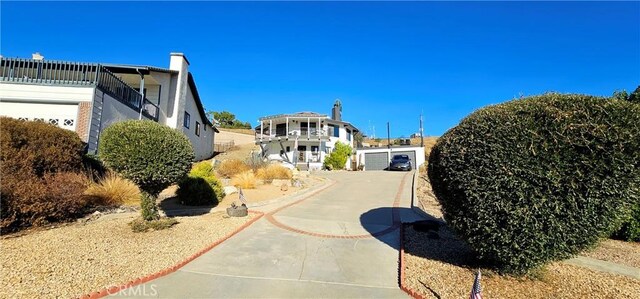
xmin=177 ymin=161 xmax=225 ymax=206
xmin=427 ymin=93 xmax=640 ymax=274
xmin=99 ymin=120 xmax=194 ymax=220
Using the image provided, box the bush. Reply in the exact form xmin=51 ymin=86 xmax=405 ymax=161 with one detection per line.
xmin=1 ymin=172 xmax=89 ymax=230
xmin=85 ymin=172 xmax=141 ymax=207
xmin=231 ymin=171 xmax=258 ymax=189
xmin=99 ymin=120 xmax=194 ymax=220
xmin=217 ymin=159 xmax=250 ymax=178
xmin=256 ymin=164 xmax=293 ymax=181
xmin=177 ymin=161 xmax=225 ymax=206
xmin=245 ymin=152 xmax=268 ymax=172
xmin=324 ymin=141 xmax=352 ymax=170
xmin=428 ymin=93 xmax=640 ymax=275
xmin=129 ymin=217 xmax=178 ymax=233
xmin=0 ymin=117 xmax=89 ymax=231
xmin=0 ymin=117 xmax=85 ymax=177
xmin=613 ymin=202 xmax=640 ymax=242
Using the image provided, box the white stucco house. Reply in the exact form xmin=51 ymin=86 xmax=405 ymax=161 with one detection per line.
xmin=0 ymin=52 xmax=217 ymax=161
xmin=256 ymin=100 xmax=362 ymax=170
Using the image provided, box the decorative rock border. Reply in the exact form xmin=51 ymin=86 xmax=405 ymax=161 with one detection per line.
xmin=77 ymin=211 xmax=265 ymax=299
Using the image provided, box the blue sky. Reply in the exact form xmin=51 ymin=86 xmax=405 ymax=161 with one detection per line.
xmin=2 ymin=1 xmax=639 ymax=137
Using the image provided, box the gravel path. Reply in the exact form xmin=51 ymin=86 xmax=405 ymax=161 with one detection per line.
xmin=582 ymin=239 xmax=640 ymax=268
xmin=0 ymin=212 xmax=256 ymax=299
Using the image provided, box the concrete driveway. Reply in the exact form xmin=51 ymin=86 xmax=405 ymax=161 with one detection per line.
xmin=114 ymin=171 xmax=423 ymax=298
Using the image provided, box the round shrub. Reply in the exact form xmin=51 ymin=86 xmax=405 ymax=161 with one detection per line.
xmin=177 ymin=161 xmax=225 ymax=206
xmin=177 ymin=177 xmax=217 ymax=206
xmin=428 ymin=93 xmax=640 ymax=274
xmin=99 ymin=120 xmax=194 ymax=220
xmin=99 ymin=120 xmax=194 ymax=196
xmin=0 ymin=117 xmax=85 ymax=177
xmin=1 ymin=117 xmax=88 ymax=231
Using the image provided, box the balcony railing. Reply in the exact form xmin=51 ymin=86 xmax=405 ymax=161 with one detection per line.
xmin=1 ymin=57 xmax=159 ymax=121
xmin=257 ymin=128 xmax=329 ymax=140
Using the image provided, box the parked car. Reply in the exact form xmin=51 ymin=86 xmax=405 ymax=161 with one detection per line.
xmin=389 ymin=154 xmax=412 ymax=171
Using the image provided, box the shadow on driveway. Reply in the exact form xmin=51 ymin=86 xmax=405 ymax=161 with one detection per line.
xmin=360 ymin=206 xmax=481 ymax=269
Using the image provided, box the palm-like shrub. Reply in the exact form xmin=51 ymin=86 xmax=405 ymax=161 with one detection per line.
xmin=99 ymin=120 xmax=194 ymax=220
xmin=428 ymin=93 xmax=640 ymax=274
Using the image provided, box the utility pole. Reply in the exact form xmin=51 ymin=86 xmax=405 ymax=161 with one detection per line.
xmin=420 ymin=112 xmax=424 ymax=147
xmin=387 ymin=122 xmax=391 ymax=149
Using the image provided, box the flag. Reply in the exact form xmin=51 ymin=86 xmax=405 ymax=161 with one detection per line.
xmin=239 ymin=187 xmax=247 ymax=205
xmin=469 ymin=270 xmax=483 ymax=299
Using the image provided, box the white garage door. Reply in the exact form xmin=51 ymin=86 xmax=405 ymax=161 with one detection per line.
xmin=0 ymin=101 xmax=79 ymax=131
xmin=364 ymin=152 xmax=389 ymax=171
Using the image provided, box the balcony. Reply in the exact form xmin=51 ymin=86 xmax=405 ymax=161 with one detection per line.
xmin=256 ymin=127 xmax=329 ymax=142
xmin=0 ymin=57 xmax=159 ymax=121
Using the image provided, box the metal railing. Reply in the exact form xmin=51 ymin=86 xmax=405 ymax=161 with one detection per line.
xmin=1 ymin=57 xmax=159 ymax=121
xmin=1 ymin=58 xmax=98 ymax=85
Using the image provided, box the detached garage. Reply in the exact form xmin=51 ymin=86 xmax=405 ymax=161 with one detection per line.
xmin=356 ymin=146 xmax=425 ymax=171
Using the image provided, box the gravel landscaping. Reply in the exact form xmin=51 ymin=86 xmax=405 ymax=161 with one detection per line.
xmin=0 ymin=212 xmax=257 ymax=298
xmin=403 ymin=225 xmax=640 ymax=298
xmin=410 ymin=171 xmax=640 ymax=298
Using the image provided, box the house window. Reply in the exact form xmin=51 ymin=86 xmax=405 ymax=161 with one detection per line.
xmin=286 ymin=146 xmax=290 ymax=152
xmin=184 ymin=112 xmax=190 ymax=129
xmin=34 ymin=118 xmax=45 ymax=122
xmin=64 ymin=119 xmax=74 ymax=126
xmin=49 ymin=119 xmax=59 ymax=125
xmin=334 ymin=126 xmax=340 ymax=137
xmin=195 ymin=121 xmax=201 ymax=136
xmin=347 ymin=129 xmax=351 ymax=141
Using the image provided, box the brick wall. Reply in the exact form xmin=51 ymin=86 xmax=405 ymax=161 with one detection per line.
xmin=76 ymin=102 xmax=92 ymax=142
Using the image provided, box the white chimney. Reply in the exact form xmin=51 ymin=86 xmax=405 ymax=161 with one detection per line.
xmin=32 ymin=52 xmax=44 ymax=60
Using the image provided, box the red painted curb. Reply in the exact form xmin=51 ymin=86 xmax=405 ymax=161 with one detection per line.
xmin=266 ymin=171 xmax=410 ymax=239
xmin=76 ymin=210 xmax=265 ymax=299
xmin=398 ymin=223 xmax=428 ymax=299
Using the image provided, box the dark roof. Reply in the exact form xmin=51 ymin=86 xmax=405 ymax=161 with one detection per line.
xmin=101 ymin=63 xmax=178 ymax=75
xmin=187 ymin=73 xmax=215 ymax=129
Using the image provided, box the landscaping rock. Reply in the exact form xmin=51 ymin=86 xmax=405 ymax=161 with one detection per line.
xmin=226 ymin=204 xmax=248 ymax=217
xmin=223 ymin=186 xmax=238 ymax=195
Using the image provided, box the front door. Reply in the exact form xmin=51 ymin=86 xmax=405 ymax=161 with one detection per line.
xmin=297 ymin=146 xmax=306 ymax=162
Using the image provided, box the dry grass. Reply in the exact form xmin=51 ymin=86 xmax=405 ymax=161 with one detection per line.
xmin=84 ymin=172 xmax=141 ymax=207
xmin=256 ymin=164 xmax=293 ymax=181
xmin=217 ymin=159 xmax=250 ymax=178
xmin=231 ymin=171 xmax=258 ymax=189
xmin=217 ymin=128 xmax=255 ymax=135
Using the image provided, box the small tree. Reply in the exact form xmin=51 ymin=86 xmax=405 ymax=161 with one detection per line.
xmin=99 ymin=120 xmax=194 ymax=221
xmin=323 ymin=141 xmax=352 ymax=170
xmin=628 ymin=85 xmax=640 ymax=103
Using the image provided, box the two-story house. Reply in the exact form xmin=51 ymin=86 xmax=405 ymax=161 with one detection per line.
xmin=0 ymin=52 xmax=217 ymax=160
xmin=255 ymin=100 xmax=361 ymax=170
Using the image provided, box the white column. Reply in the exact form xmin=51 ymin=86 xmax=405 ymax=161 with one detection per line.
xmin=286 ymin=117 xmax=289 ymax=137
xmin=307 ymin=117 xmax=310 ymax=138
xmin=269 ymin=119 xmax=273 ymax=138
xmin=260 ymin=120 xmax=263 ymax=141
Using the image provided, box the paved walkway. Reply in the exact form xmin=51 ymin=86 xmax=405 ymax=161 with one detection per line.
xmin=114 ymin=171 xmax=424 ymax=298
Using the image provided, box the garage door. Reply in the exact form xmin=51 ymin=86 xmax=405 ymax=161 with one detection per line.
xmin=0 ymin=101 xmax=78 ymax=131
xmin=391 ymin=151 xmax=416 ymax=168
xmin=364 ymin=152 xmax=389 ymax=171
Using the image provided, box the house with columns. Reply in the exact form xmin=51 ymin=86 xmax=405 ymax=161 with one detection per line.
xmin=0 ymin=52 xmax=217 ymax=161
xmin=255 ymin=100 xmax=362 ymax=170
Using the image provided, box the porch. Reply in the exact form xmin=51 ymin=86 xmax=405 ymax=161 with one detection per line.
xmin=0 ymin=57 xmax=159 ymax=120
